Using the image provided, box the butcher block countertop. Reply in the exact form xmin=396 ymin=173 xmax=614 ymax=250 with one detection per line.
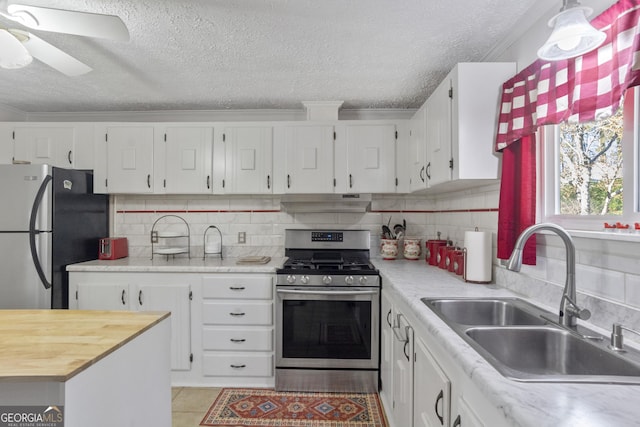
xmin=0 ymin=310 xmax=169 ymax=382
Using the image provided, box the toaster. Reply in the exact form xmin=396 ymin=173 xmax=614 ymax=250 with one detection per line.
xmin=99 ymin=237 xmax=129 ymax=260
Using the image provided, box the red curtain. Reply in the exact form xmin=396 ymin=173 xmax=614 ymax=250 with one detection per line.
xmin=494 ymin=0 xmax=640 ymax=264
xmin=497 ymin=134 xmax=537 ymax=264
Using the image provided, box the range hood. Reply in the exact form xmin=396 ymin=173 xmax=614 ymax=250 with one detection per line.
xmin=280 ymin=194 xmax=372 ymax=213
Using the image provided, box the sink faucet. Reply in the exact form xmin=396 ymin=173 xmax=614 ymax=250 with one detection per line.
xmin=505 ymin=223 xmax=590 ymax=327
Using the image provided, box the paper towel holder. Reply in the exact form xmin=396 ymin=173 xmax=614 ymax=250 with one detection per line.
xmin=203 ymin=225 xmax=223 ymax=260
xmin=463 ymin=228 xmax=492 ymax=284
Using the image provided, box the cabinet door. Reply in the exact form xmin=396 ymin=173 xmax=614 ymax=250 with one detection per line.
xmin=426 ymin=76 xmax=452 ymax=187
xmin=413 ymin=337 xmax=451 ymax=427
xmin=275 ymin=125 xmax=334 ymax=193
xmin=222 ymin=126 xmax=273 ymax=194
xmin=163 ymin=126 xmax=213 ymax=193
xmin=379 ymin=291 xmax=395 ymax=409
xmin=452 ymin=395 xmax=485 ymax=427
xmin=13 ymin=127 xmax=75 ymax=168
xmin=105 ymin=126 xmax=155 ymax=193
xmin=136 ymin=283 xmax=192 ymax=371
xmin=343 ymin=124 xmax=397 ymax=193
xmin=409 ymin=105 xmax=428 ymax=192
xmin=74 ymin=282 xmax=130 ymax=310
xmin=392 ymin=313 xmax=414 ymax=427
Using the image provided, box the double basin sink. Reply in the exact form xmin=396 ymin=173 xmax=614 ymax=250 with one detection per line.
xmin=422 ymin=297 xmax=640 ymax=384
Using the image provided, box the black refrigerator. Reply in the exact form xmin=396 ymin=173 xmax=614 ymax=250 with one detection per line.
xmin=0 ymin=164 xmax=109 ymax=309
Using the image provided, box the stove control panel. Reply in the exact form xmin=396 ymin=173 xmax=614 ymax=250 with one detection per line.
xmin=311 ymin=231 xmax=343 ymax=242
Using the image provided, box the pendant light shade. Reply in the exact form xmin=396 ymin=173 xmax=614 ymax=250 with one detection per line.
xmin=537 ymin=2 xmax=606 ymax=61
xmin=0 ymin=29 xmax=32 ymax=69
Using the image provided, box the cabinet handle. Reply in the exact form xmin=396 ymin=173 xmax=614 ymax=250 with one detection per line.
xmin=403 ymin=340 xmax=410 ymax=361
xmin=349 ymin=174 xmax=353 ymax=188
xmin=229 ymin=312 xmax=245 ymax=317
xmin=453 ymin=415 xmax=461 ymax=427
xmin=287 ymin=174 xmax=291 ymax=188
xmin=138 ymin=290 xmax=143 ymax=306
xmin=435 ymin=390 xmax=444 ymax=425
xmin=386 ymin=309 xmax=392 ymax=327
xmin=229 ymin=286 xmax=245 ymax=291
xmin=67 ymin=150 xmax=73 ymax=165
xmin=121 ymin=289 xmax=126 ymax=305
xmin=426 ymin=162 xmax=431 ymax=180
xmin=230 ymin=338 xmax=246 ymax=343
xmin=267 ymin=175 xmax=271 ymax=189
xmin=230 ymin=364 xmax=246 ymax=368
xmin=207 ymin=175 xmax=211 ymax=189
xmin=420 ymin=165 xmax=425 ymax=182
xmin=147 ymin=174 xmax=151 ymax=188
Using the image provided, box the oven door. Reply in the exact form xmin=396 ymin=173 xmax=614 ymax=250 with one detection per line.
xmin=276 ymin=286 xmax=379 ymax=370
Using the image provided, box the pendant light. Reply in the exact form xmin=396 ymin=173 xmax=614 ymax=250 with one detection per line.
xmin=0 ymin=28 xmax=32 ymax=69
xmin=537 ymin=0 xmax=606 ymax=61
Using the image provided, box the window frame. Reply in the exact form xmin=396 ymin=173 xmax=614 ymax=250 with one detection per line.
xmin=541 ymin=87 xmax=640 ymax=232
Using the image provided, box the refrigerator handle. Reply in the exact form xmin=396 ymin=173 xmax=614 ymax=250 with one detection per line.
xmin=29 ymin=174 xmax=52 ymax=290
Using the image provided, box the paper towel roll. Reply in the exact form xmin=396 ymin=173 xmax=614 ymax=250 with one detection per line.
xmin=464 ymin=230 xmax=492 ymax=283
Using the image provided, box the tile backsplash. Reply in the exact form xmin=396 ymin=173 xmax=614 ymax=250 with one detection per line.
xmin=113 ymin=182 xmax=640 ymax=336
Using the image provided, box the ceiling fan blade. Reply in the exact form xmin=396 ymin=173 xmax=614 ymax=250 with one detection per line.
xmin=7 ymin=4 xmax=129 ymax=42
xmin=13 ymin=30 xmax=92 ymax=76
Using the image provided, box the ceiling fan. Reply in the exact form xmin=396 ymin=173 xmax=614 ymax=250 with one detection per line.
xmin=0 ymin=1 xmax=129 ymax=76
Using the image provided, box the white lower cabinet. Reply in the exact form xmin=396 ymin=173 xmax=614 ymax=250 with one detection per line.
xmin=391 ymin=312 xmax=414 ymax=427
xmin=414 ymin=337 xmax=451 ymax=427
xmin=380 ymin=289 xmax=502 ymax=427
xmin=68 ymin=270 xmax=276 ymax=387
xmin=200 ymin=274 xmax=274 ymax=384
xmin=69 ymin=272 xmax=192 ymax=372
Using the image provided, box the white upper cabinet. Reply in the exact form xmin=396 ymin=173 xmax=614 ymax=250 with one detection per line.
xmin=335 ymin=123 xmax=397 ymax=193
xmin=12 ymin=126 xmax=75 ymax=168
xmin=425 ymin=62 xmax=516 ymax=190
xmin=161 ymin=126 xmax=214 ymax=194
xmin=219 ymin=125 xmax=273 ymax=194
xmin=425 ymin=75 xmax=453 ymax=187
xmin=408 ymin=104 xmax=428 ymax=192
xmin=101 ymin=125 xmax=155 ymax=193
xmin=273 ymin=124 xmax=334 ymax=194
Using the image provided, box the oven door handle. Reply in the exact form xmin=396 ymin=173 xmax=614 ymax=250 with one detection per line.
xmin=276 ymin=289 xmax=379 ymax=296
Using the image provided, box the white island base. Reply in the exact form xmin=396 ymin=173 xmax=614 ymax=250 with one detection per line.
xmin=0 ymin=312 xmax=171 ymax=427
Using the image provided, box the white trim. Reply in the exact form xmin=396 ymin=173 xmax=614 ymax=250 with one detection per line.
xmin=541 ymin=87 xmax=640 ymax=233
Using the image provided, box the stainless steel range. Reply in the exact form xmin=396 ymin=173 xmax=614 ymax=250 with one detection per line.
xmin=275 ymin=229 xmax=380 ymax=393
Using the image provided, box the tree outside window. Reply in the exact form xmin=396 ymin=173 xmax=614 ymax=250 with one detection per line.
xmin=558 ymin=108 xmax=624 ymax=216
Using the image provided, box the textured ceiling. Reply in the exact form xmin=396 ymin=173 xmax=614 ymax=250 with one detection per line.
xmin=0 ymin=0 xmax=550 ymax=113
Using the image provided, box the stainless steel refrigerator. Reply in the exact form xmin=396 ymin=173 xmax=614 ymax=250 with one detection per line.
xmin=0 ymin=164 xmax=109 ymax=309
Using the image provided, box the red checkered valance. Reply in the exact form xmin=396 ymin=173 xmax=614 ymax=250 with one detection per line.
xmin=495 ymin=0 xmax=640 ymax=151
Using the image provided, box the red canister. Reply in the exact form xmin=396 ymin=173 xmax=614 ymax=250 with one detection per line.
xmin=447 ymin=248 xmax=462 ymax=272
xmin=454 ymin=251 xmax=465 ymax=276
xmin=426 ymin=239 xmax=447 ymax=265
xmin=438 ymin=245 xmax=454 ymax=269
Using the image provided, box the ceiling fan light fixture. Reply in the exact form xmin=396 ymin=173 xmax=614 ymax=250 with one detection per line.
xmin=537 ymin=1 xmax=606 ymax=61
xmin=0 ymin=28 xmax=32 ymax=69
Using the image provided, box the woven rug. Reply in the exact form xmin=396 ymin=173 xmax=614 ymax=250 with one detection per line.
xmin=200 ymin=388 xmax=387 ymax=427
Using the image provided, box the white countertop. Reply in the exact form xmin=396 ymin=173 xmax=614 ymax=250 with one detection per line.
xmin=67 ymin=255 xmax=640 ymax=425
xmin=67 ymin=256 xmax=286 ymax=273
xmin=373 ymin=258 xmax=640 ymax=427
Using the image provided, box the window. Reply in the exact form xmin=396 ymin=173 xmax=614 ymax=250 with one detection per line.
xmin=542 ymin=88 xmax=639 ymax=231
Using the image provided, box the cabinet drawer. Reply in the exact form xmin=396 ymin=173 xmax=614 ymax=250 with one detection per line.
xmin=202 ymin=354 xmax=273 ymax=377
xmin=202 ymin=302 xmax=273 ymax=325
xmin=202 ymin=275 xmax=273 ymax=299
xmin=203 ymin=328 xmax=273 ymax=351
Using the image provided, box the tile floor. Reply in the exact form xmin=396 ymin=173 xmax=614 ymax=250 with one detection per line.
xmin=172 ymin=387 xmax=222 ymax=427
